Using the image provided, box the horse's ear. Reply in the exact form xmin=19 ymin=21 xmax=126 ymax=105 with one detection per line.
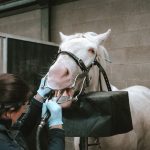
xmin=59 ymin=32 xmax=68 ymax=42
xmin=96 ymin=29 xmax=111 ymax=45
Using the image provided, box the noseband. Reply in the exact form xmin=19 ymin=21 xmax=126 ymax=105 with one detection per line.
xmin=57 ymin=51 xmax=89 ymax=72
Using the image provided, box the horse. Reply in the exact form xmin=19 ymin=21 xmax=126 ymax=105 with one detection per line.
xmin=47 ymin=29 xmax=150 ymax=150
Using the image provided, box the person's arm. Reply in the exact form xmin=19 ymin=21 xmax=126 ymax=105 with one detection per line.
xmin=0 ymin=141 xmax=21 ymax=150
xmin=17 ymin=94 xmax=43 ymax=136
xmin=48 ymin=128 xmax=65 ymax=150
xmin=42 ymin=100 xmax=65 ymax=150
xmin=0 ymin=134 xmax=24 ymax=150
xmin=15 ymin=76 xmax=51 ymax=137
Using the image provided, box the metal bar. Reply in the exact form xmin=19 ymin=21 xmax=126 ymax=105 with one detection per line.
xmin=0 ymin=37 xmax=3 ymax=73
xmin=80 ymin=137 xmax=88 ymax=150
xmin=0 ymin=37 xmax=7 ymax=73
xmin=0 ymin=32 xmax=58 ymax=46
xmin=2 ymin=37 xmax=7 ymax=73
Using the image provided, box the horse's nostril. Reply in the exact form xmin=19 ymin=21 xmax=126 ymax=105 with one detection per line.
xmin=64 ymin=69 xmax=69 ymax=76
xmin=49 ymin=63 xmax=71 ymax=81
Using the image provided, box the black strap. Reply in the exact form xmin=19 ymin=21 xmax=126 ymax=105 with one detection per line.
xmin=99 ymin=71 xmax=103 ymax=91
xmin=57 ymin=51 xmax=88 ymax=72
xmin=94 ymin=60 xmax=112 ymax=91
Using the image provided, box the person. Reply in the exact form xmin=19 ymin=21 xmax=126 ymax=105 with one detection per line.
xmin=0 ymin=73 xmax=65 ymax=150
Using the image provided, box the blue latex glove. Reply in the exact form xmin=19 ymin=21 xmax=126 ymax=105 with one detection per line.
xmin=37 ymin=76 xmax=51 ymax=98
xmin=42 ymin=99 xmax=63 ymax=127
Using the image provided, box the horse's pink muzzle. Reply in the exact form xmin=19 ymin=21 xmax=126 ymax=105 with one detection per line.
xmin=47 ymin=62 xmax=73 ymax=90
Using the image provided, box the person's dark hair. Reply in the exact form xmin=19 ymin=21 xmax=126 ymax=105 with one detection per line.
xmin=0 ymin=73 xmax=31 ymax=116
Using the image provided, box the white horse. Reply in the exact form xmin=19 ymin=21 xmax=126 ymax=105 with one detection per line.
xmin=47 ymin=29 xmax=150 ymax=150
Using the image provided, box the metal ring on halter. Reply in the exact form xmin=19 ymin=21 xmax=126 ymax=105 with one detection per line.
xmin=71 ymin=72 xmax=89 ymax=88
xmin=72 ymin=76 xmax=87 ymax=102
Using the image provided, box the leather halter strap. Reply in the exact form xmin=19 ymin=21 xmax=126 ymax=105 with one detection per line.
xmin=57 ymin=51 xmax=88 ymax=72
xmin=93 ymin=60 xmax=112 ymax=91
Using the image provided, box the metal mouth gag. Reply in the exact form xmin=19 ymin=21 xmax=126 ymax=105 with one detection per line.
xmin=49 ymin=72 xmax=88 ymax=104
xmin=42 ymin=71 xmax=88 ymax=104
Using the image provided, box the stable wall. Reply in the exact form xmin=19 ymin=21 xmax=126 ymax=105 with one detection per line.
xmin=51 ymin=0 xmax=150 ymax=89
xmin=0 ymin=8 xmax=49 ymax=41
xmin=0 ymin=0 xmax=149 ymax=89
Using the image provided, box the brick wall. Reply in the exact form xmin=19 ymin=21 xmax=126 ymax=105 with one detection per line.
xmin=51 ymin=0 xmax=150 ymax=89
xmin=0 ymin=9 xmax=44 ymax=40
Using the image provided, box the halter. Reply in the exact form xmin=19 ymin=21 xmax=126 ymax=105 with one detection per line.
xmin=54 ymin=50 xmax=112 ymax=103
xmin=56 ymin=50 xmax=96 ymax=88
xmin=57 ymin=51 xmax=88 ymax=72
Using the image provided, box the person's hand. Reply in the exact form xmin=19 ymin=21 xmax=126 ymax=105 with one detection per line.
xmin=42 ymin=99 xmax=63 ymax=128
xmin=37 ymin=75 xmax=51 ymax=99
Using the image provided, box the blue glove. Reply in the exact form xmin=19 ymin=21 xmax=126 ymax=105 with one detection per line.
xmin=42 ymin=99 xmax=63 ymax=127
xmin=37 ymin=76 xmax=51 ymax=98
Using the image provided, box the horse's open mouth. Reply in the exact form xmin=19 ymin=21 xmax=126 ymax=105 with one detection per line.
xmin=53 ymin=88 xmax=75 ymax=104
xmin=55 ymin=88 xmax=74 ymax=97
xmin=48 ymin=72 xmax=87 ymax=104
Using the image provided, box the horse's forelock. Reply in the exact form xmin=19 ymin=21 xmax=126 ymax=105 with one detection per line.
xmin=60 ymin=32 xmax=87 ymax=43
xmin=60 ymin=32 xmax=98 ymax=43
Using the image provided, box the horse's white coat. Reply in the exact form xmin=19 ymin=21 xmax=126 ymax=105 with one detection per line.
xmin=48 ymin=30 xmax=150 ymax=150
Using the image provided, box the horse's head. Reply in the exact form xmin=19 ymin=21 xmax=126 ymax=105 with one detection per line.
xmin=47 ymin=29 xmax=111 ymax=101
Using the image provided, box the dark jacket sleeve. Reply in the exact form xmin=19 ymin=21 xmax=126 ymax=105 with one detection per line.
xmin=0 ymin=132 xmax=27 ymax=150
xmin=17 ymin=98 xmax=43 ymax=137
xmin=0 ymin=141 xmax=19 ymax=150
xmin=48 ymin=128 xmax=65 ymax=150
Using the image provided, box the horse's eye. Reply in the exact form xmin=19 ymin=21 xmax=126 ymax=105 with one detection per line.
xmin=88 ymin=48 xmax=95 ymax=54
